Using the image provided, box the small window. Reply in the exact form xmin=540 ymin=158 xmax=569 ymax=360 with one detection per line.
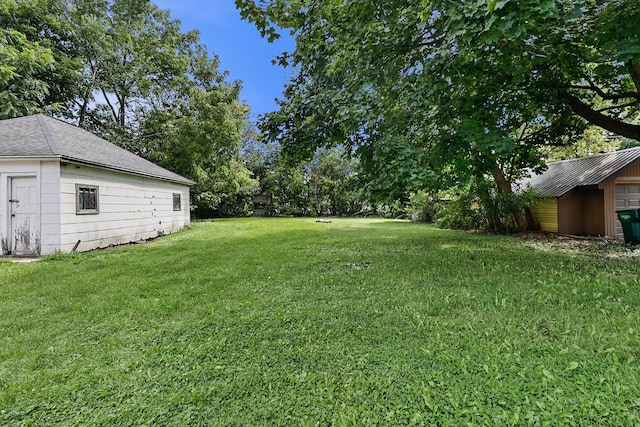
xmin=76 ymin=185 xmax=99 ymax=214
xmin=173 ymin=193 xmax=181 ymax=211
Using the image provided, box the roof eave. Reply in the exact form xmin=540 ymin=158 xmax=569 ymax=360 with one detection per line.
xmin=61 ymin=156 xmax=195 ymax=186
xmin=0 ymin=155 xmax=61 ymax=161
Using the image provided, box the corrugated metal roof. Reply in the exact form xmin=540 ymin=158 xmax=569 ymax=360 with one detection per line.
xmin=524 ymin=147 xmax=640 ymax=197
xmin=0 ymin=114 xmax=193 ymax=185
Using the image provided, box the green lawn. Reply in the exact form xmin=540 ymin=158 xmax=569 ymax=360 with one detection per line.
xmin=1 ymin=218 xmax=640 ymax=425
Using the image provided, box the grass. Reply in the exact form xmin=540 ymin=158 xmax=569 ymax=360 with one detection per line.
xmin=1 ymin=218 xmax=640 ymax=425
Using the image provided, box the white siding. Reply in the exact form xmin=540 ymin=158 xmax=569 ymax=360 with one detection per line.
xmin=59 ymin=163 xmax=190 ymax=253
xmin=40 ymin=161 xmax=62 ymax=255
xmin=0 ymin=159 xmax=61 ymax=256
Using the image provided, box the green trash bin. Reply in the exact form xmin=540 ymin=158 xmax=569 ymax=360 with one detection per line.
xmin=616 ymin=209 xmax=640 ymax=244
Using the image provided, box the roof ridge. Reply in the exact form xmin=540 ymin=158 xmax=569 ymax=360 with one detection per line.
xmin=36 ymin=114 xmax=62 ymax=155
xmin=548 ymin=146 xmax=640 ymax=166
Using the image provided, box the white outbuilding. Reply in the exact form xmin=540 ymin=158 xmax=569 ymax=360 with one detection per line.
xmin=0 ymin=114 xmax=193 ymax=256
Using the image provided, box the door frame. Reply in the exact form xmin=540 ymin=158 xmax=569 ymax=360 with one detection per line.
xmin=3 ymin=174 xmax=40 ymax=256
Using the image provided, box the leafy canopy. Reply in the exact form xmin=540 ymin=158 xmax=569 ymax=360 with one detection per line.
xmin=237 ymin=0 xmax=640 ymax=203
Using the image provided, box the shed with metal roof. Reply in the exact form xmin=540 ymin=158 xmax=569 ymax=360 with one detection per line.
xmin=523 ymin=147 xmax=640 ymax=237
xmin=0 ymin=114 xmax=193 ymax=256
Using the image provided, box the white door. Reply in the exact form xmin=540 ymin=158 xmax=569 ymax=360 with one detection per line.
xmin=9 ymin=176 xmax=40 ymax=256
xmin=615 ymin=184 xmax=640 ymax=236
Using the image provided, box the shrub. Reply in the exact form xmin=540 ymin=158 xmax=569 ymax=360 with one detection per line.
xmin=435 ymin=178 xmax=538 ymax=232
xmin=435 ymin=185 xmax=485 ymax=230
xmin=374 ymin=201 xmax=406 ymax=218
xmin=408 ymin=190 xmax=438 ymax=223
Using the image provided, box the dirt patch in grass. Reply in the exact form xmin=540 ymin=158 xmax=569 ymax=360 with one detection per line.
xmin=512 ymin=232 xmax=640 ymax=260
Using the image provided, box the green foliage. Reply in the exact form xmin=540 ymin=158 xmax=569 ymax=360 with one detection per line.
xmin=479 ymin=184 xmax=539 ymax=233
xmin=436 ymin=185 xmax=486 ymax=230
xmin=373 ymin=201 xmax=405 ymax=219
xmin=620 ymin=138 xmax=640 ymax=150
xmin=237 ymin=0 xmax=640 ymax=227
xmin=437 ymin=178 xmax=539 ymax=232
xmin=407 ymin=190 xmax=438 ymax=223
xmin=67 ymin=0 xmax=204 ymax=129
xmin=2 ymin=219 xmax=640 ymax=424
xmin=546 ymin=126 xmax=622 ymax=161
xmin=75 ymin=1 xmax=256 ymax=216
xmin=246 ymin=143 xmax=366 ymax=216
xmin=0 ymin=0 xmax=81 ymax=118
xmin=307 ymin=147 xmax=363 ymax=216
xmin=140 ymin=89 xmax=256 ymax=217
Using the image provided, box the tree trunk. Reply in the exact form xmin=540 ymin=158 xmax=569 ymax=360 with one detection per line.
xmin=627 ymin=61 xmax=640 ymax=94
xmin=78 ymin=61 xmax=100 ymax=127
xmin=490 ymin=167 xmax=537 ymax=231
xmin=490 ymin=167 xmax=512 ymax=194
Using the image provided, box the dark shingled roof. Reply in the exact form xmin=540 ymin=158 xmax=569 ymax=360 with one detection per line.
xmin=0 ymin=114 xmax=193 ymax=185
xmin=524 ymin=147 xmax=640 ymax=197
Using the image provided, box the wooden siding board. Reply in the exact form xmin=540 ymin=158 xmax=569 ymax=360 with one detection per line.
xmin=531 ymin=198 xmax=558 ymax=232
xmin=558 ymin=192 xmax=584 ymax=235
xmin=617 ymin=162 xmax=640 ymax=178
xmin=582 ymin=190 xmax=605 ymax=235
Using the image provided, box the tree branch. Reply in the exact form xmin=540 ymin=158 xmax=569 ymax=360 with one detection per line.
xmin=559 ymin=91 xmax=640 ymax=141
xmin=596 ymin=101 xmax=639 ymax=113
xmin=100 ymin=87 xmax=119 ymax=124
xmin=568 ymin=83 xmax=640 ymax=101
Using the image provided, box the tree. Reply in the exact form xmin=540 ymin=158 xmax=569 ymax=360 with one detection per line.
xmin=307 ymin=147 xmax=362 ymax=216
xmin=1 ymin=0 xmax=256 ymax=217
xmin=140 ymin=88 xmax=257 ymax=217
xmin=243 ymin=138 xmax=365 ymax=216
xmin=545 ymin=126 xmax=621 ymax=161
xmin=0 ymin=0 xmax=82 ymax=118
xmin=64 ymin=0 xmax=204 ymax=136
xmin=236 ymin=0 xmax=640 ymax=229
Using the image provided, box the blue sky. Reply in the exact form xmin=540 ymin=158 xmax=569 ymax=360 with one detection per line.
xmin=152 ymin=0 xmax=295 ymax=120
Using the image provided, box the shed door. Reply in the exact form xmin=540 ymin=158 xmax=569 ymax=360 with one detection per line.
xmin=615 ymin=184 xmax=640 ymax=236
xmin=9 ymin=176 xmax=40 ymax=256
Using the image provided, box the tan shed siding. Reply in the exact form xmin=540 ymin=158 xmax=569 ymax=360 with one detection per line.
xmin=558 ymin=191 xmax=584 ymax=234
xmin=531 ymin=198 xmax=558 ymax=232
xmin=582 ymin=190 xmax=605 ymax=235
xmin=601 ymin=179 xmax=618 ymax=237
xmin=617 ymin=162 xmax=640 ymax=178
